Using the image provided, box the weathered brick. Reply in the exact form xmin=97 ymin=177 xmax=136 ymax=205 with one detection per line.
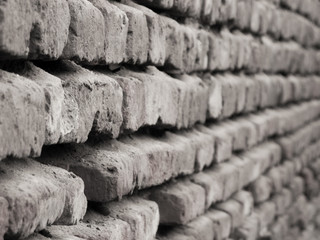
xmin=203 ymin=74 xmax=222 ymax=119
xmin=9 ymin=62 xmax=64 ymax=145
xmin=175 ymin=74 xmax=209 ymax=126
xmin=159 ymin=215 xmax=215 ymax=240
xmin=194 ymin=29 xmax=210 ymax=71
xmin=148 ymin=179 xmax=206 ymax=224
xmin=114 ymin=2 xmax=149 ymax=64
xmin=161 ymin=15 xmax=184 ymax=72
xmin=0 ymin=0 xmax=70 ymax=59
xmin=62 ymin=0 xmax=105 ymax=63
xmin=215 ymin=199 xmax=245 ymax=230
xmin=95 ymin=197 xmax=159 ymax=240
xmin=270 ymin=215 xmax=289 ymax=240
xmin=206 ymin=209 xmax=232 ymax=240
xmin=125 ymin=1 xmax=166 ymax=66
xmin=0 ymin=198 xmax=9 ymax=240
xmin=88 ymin=0 xmax=128 ymax=64
xmin=28 ymin=0 xmax=70 ymax=59
xmin=179 ymin=129 xmax=214 ymax=171
xmin=255 ymin=201 xmax=276 ymax=234
xmin=0 ymin=0 xmax=33 ymax=58
xmin=266 ymin=167 xmax=283 ymax=194
xmin=190 ymin=171 xmax=221 ymax=208
xmin=45 ymin=210 xmax=131 ymax=240
xmin=37 ymin=60 xmax=123 ymax=141
xmin=0 ymin=158 xmax=86 ymax=239
xmin=117 ymin=67 xmax=185 ymax=128
xmin=232 ymin=191 xmax=254 ymax=217
xmin=219 ymin=0 xmax=237 ymax=22
xmin=199 ymin=124 xmax=232 ymax=163
xmin=0 ymin=69 xmax=46 ymax=160
xmin=232 ymin=213 xmax=259 ymax=240
xmin=249 ymin=175 xmax=273 ymax=203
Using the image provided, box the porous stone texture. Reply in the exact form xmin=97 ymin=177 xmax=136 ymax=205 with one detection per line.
xmin=1 ymin=0 xmax=320 ymax=239
xmin=0 ymin=69 xmax=46 ymax=160
xmin=0 ymin=158 xmax=86 ymax=239
xmin=62 ymin=0 xmax=105 ymax=63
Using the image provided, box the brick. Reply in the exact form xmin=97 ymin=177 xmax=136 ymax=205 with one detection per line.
xmin=62 ymin=0 xmax=105 ymax=63
xmin=40 ymin=141 xmax=136 ymax=202
xmin=206 ymin=209 xmax=232 ymax=240
xmin=9 ymin=62 xmax=64 ymax=145
xmin=0 ymin=0 xmax=33 ymax=58
xmin=161 ymin=215 xmax=215 ymax=240
xmin=200 ymin=124 xmax=232 ymax=163
xmin=215 ymin=199 xmax=245 ymax=230
xmin=266 ymin=168 xmax=283 ymax=194
xmin=201 ymin=0 xmax=214 ymax=23
xmin=219 ymin=0 xmax=237 ymax=22
xmin=300 ymin=168 xmax=319 ymax=198
xmin=0 ymin=0 xmax=70 ymax=59
xmin=176 ymin=74 xmax=209 ymax=126
xmin=270 ymin=215 xmax=289 ymax=240
xmin=235 ymin=117 xmax=258 ymax=149
xmin=190 ymin=172 xmax=221 ymax=208
xmin=29 ymin=0 xmax=70 ymax=59
xmin=181 ymin=26 xmax=197 ymax=73
xmin=254 ymin=201 xmax=276 ymax=231
xmin=161 ymin=15 xmax=183 ymax=72
xmin=237 ymin=152 xmax=261 ymax=186
xmin=287 ymin=195 xmax=307 ymax=226
xmin=118 ymin=67 xmax=188 ymax=128
xmin=249 ymin=175 xmax=273 ymax=203
xmin=46 ymin=211 xmax=131 ymax=240
xmin=0 ymin=158 xmax=86 ymax=239
xmin=98 ymin=71 xmax=145 ymax=133
xmin=235 ymin=0 xmax=253 ymax=30
xmin=95 ymin=197 xmax=159 ymax=240
xmin=247 ymin=114 xmax=269 ymax=143
xmin=37 ymin=60 xmax=123 ymax=140
xmin=210 ymin=0 xmax=222 ymax=24
xmin=158 ymin=231 xmax=196 ymax=240
xmin=158 ymin=132 xmax=196 ymax=176
xmin=203 ymin=74 xmax=222 ymax=119
xmin=0 ymin=197 xmax=9 ymax=240
xmin=0 ymin=69 xmax=46 ymax=160
xmin=88 ymin=0 xmax=128 ymax=64
xmin=114 ymin=2 xmax=148 ymax=64
xmin=179 ymin=129 xmax=214 ymax=171
xmin=148 ymin=179 xmax=206 ymax=224
xmin=23 ymin=233 xmax=49 ymax=240
xmin=233 ymin=213 xmax=259 ymax=240
xmin=125 ymin=1 xmax=166 ymax=66
xmin=182 ymin=215 xmax=215 ymax=240
xmin=243 ymin=76 xmax=260 ymax=113
xmin=232 ymin=191 xmax=254 ymax=217
xmin=40 ymin=126 xmax=213 ymax=202
xmin=194 ymin=29 xmax=210 ymax=71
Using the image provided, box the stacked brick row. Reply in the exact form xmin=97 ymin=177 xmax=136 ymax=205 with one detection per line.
xmin=0 ymin=0 xmax=320 ymax=239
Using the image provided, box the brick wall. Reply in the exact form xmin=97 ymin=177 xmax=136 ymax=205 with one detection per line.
xmin=0 ymin=0 xmax=320 ymax=239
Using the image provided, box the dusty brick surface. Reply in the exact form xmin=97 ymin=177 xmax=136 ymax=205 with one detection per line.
xmin=0 ymin=69 xmax=46 ymax=160
xmin=0 ymin=158 xmax=86 ymax=239
xmin=95 ymin=197 xmax=159 ymax=240
xmin=88 ymin=0 xmax=128 ymax=64
xmin=62 ymin=0 xmax=105 ymax=63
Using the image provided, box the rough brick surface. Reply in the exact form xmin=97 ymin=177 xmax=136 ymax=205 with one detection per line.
xmin=62 ymin=0 xmax=105 ymax=63
xmin=1 ymin=0 xmax=320 ymax=238
xmin=0 ymin=70 xmax=46 ymax=160
xmin=0 ymin=158 xmax=86 ymax=239
xmin=88 ymin=0 xmax=128 ymax=64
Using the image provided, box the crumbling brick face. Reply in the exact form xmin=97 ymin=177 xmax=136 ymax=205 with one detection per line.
xmin=0 ymin=0 xmax=320 ymax=239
